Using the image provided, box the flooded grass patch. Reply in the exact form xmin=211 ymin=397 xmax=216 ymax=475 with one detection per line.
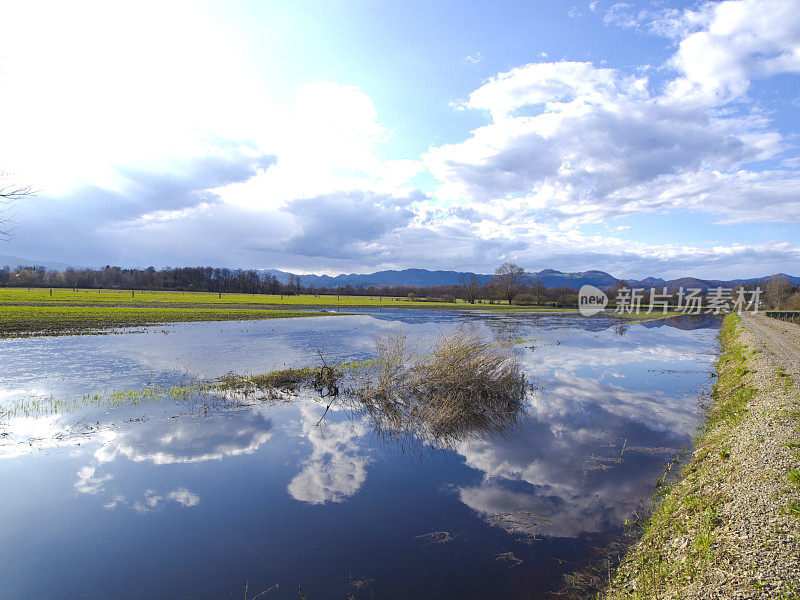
xmin=3 ymin=383 xmax=211 ymax=419
xmin=0 ymin=305 xmax=335 ymax=337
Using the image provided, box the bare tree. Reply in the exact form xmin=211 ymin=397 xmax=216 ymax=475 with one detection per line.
xmin=763 ymin=274 xmax=793 ymax=309
xmin=531 ymin=277 xmax=545 ymax=305
xmin=287 ymin=274 xmax=302 ymax=293
xmin=458 ymin=273 xmax=481 ymax=304
xmin=0 ymin=183 xmax=32 ymax=239
xmin=492 ymin=262 xmax=527 ymax=304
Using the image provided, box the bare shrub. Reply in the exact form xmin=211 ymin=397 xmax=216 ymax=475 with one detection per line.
xmin=354 ymin=328 xmax=526 ymax=444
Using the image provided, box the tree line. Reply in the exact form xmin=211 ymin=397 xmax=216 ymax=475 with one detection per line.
xmin=1 ymin=261 xmax=797 ymax=309
xmin=0 ymin=261 xmax=578 ymax=305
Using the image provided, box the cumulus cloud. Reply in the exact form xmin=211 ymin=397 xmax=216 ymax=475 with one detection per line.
xmin=608 ymin=169 xmax=800 ymax=224
xmin=666 ymin=0 xmax=800 ymax=103
xmin=441 ymin=319 xmax=719 ymax=539
xmin=278 ymin=191 xmax=419 ymax=259
xmin=424 ymin=59 xmax=789 ymax=224
xmin=5 ymin=148 xmax=277 ymax=266
xmin=452 ymin=356 xmax=702 ymax=537
xmin=1 ymin=0 xmax=798 ymax=276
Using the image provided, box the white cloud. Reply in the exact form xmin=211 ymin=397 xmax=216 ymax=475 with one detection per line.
xmin=287 ymin=405 xmax=371 ymax=504
xmin=424 ymin=59 xmax=791 ymax=225
xmin=222 ymin=81 xmax=421 ymax=212
xmin=608 ymin=168 xmax=800 ymax=224
xmin=0 ymin=0 xmax=265 ymax=195
xmin=450 ymin=359 xmax=702 ymax=538
xmin=167 ymin=488 xmax=201 ymax=507
xmin=667 ymin=0 xmax=800 ymax=103
xmin=0 ymin=2 xmax=422 ymax=245
xmin=420 ymin=0 xmax=800 ymax=245
xmin=464 ymin=51 xmax=484 ymax=65
xmin=0 ymin=0 xmax=797 ymax=276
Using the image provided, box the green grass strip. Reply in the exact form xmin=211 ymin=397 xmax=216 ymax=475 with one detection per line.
xmin=0 ymin=305 xmax=335 ymax=336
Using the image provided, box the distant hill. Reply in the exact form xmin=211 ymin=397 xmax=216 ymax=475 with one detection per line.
xmin=732 ymin=273 xmax=800 ymax=286
xmin=0 ymin=254 xmax=82 ymax=272
xmin=531 ymin=269 xmax=618 ymax=289
xmin=275 ymin=268 xmax=799 ymax=290
xmin=2 ymin=254 xmax=797 ymax=291
xmin=262 ymin=268 xmax=495 ymax=288
xmin=260 ymin=267 xmax=619 ymax=289
xmin=629 ymin=273 xmax=800 ymax=291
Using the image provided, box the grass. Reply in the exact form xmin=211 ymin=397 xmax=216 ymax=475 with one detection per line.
xmin=217 ymin=367 xmax=322 ymax=393
xmin=0 ymin=305 xmax=334 ymax=336
xmin=233 ymin=368 xmax=317 ymax=390
xmin=789 ymin=469 xmax=800 ymax=487
xmin=604 ymin=313 xmax=756 ymax=599
xmin=6 ymin=329 xmax=525 ymax=424
xmin=0 ymin=286 xmax=568 ymax=310
xmin=0 ymin=286 xmax=686 ymax=336
xmin=622 ymin=311 xmax=685 ymax=324
xmin=0 ymin=286 xmax=687 ymax=314
xmin=4 ymin=383 xmax=203 ymax=419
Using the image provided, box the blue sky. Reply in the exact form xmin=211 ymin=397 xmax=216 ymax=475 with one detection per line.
xmin=0 ymin=0 xmax=798 ymax=278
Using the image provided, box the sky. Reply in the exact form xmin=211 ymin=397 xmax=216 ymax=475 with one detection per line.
xmin=0 ymin=0 xmax=798 ymax=279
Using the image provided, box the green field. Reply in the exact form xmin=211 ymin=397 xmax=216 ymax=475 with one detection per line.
xmin=0 ymin=287 xmax=571 ymax=310
xmin=0 ymin=287 xmax=682 ymax=337
xmin=0 ymin=287 xmax=511 ymax=308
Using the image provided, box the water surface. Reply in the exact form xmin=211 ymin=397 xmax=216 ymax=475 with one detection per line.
xmin=0 ymin=310 xmax=719 ymax=599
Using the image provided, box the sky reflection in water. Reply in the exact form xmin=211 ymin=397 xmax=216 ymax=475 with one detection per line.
xmin=0 ymin=311 xmax=719 ymax=599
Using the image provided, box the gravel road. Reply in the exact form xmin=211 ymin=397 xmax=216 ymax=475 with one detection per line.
xmin=744 ymin=314 xmax=800 ymax=377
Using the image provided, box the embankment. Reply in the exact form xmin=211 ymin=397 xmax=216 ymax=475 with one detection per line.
xmin=604 ymin=313 xmax=800 ymax=599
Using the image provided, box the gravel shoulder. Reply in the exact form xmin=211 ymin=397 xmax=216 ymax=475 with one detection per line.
xmin=604 ymin=313 xmax=800 ymax=600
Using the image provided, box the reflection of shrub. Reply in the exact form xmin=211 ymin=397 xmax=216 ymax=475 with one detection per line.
xmin=356 ymin=329 xmax=526 ymax=441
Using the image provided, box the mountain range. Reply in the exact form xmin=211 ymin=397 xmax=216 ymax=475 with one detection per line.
xmin=0 ymin=254 xmax=81 ymax=272
xmin=263 ymin=267 xmax=799 ymax=291
xmin=2 ymin=254 xmax=797 ymax=291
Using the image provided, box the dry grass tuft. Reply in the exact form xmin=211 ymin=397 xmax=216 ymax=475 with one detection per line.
xmin=353 ymin=328 xmax=527 ymax=444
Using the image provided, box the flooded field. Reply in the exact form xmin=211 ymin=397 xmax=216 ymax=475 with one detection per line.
xmin=0 ymin=310 xmax=719 ymax=599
